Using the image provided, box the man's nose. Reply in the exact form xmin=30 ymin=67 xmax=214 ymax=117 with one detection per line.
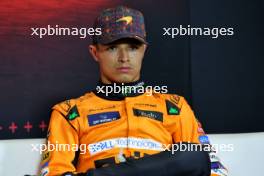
xmin=118 ymin=49 xmax=129 ymax=62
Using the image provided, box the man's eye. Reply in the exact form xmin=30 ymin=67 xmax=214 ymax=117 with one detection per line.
xmin=107 ymin=46 xmax=117 ymax=51
xmin=129 ymin=45 xmax=139 ymax=51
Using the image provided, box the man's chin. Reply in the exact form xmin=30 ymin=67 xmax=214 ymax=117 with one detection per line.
xmin=113 ymin=75 xmax=139 ymax=83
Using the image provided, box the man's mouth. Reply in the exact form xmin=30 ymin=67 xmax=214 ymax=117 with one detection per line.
xmin=116 ymin=66 xmax=132 ymax=73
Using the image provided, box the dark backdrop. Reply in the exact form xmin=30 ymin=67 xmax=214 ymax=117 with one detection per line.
xmin=0 ymin=0 xmax=263 ymax=139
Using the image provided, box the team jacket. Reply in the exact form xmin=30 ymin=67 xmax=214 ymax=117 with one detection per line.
xmin=39 ymin=81 xmax=228 ymax=176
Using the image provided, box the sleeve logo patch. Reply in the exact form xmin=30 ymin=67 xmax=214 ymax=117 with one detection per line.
xmin=88 ymin=111 xmax=120 ymax=126
xmin=170 ymin=95 xmax=180 ymax=105
xmin=199 ymin=135 xmax=210 ymax=144
xmin=166 ymin=100 xmax=180 ymax=115
xmin=67 ymin=105 xmax=80 ymax=120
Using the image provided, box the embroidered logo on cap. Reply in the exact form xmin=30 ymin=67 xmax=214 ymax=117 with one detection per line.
xmin=116 ymin=16 xmax=133 ymax=25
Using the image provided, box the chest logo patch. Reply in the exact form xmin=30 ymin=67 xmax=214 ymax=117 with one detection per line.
xmin=133 ymin=108 xmax=163 ymax=122
xmin=88 ymin=111 xmax=120 ymax=126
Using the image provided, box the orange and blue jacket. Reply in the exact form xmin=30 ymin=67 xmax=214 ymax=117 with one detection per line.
xmin=40 ymin=85 xmax=227 ymax=176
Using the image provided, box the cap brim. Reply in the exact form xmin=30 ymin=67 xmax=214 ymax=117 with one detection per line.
xmin=99 ymin=33 xmax=148 ymax=45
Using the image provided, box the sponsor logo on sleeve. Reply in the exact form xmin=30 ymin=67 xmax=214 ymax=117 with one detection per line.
xmin=166 ymin=100 xmax=180 ymax=115
xmin=41 ymin=150 xmax=50 ymax=164
xmin=170 ymin=95 xmax=180 ymax=105
xmin=209 ymin=152 xmax=220 ymax=162
xmin=197 ymin=122 xmax=205 ymax=135
xmin=40 ymin=167 xmax=49 ymax=176
xmin=40 ymin=161 xmax=49 ymax=169
xmin=199 ymin=135 xmax=210 ymax=144
xmin=211 ymin=167 xmax=228 ymax=176
xmin=57 ymin=100 xmax=71 ymax=112
xmin=66 ymin=105 xmax=80 ymax=120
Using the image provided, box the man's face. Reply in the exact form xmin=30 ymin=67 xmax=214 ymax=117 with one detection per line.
xmin=89 ymin=38 xmax=147 ymax=83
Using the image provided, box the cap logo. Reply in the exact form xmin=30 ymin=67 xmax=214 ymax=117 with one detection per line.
xmin=116 ymin=16 xmax=133 ymax=25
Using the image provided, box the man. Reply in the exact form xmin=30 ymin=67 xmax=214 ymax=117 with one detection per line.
xmin=39 ymin=6 xmax=227 ymax=176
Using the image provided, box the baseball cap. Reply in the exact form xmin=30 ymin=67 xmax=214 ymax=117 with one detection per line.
xmin=92 ymin=6 xmax=147 ymax=44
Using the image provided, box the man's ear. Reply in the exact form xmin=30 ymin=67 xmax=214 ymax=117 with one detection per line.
xmin=89 ymin=44 xmax=99 ymax=62
xmin=141 ymin=44 xmax=147 ymax=57
xmin=143 ymin=44 xmax=147 ymax=53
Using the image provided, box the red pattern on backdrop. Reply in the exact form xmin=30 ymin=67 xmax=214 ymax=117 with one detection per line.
xmin=0 ymin=0 xmax=121 ymax=36
xmin=0 ymin=0 xmax=121 ymax=139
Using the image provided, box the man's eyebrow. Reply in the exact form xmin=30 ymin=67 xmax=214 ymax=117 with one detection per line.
xmin=103 ymin=42 xmax=142 ymax=48
xmin=130 ymin=42 xmax=141 ymax=44
xmin=103 ymin=44 xmax=117 ymax=49
xmin=106 ymin=43 xmax=117 ymax=46
xmin=106 ymin=38 xmax=144 ymax=45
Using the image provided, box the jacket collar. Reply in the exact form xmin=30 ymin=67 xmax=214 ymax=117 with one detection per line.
xmin=93 ymin=80 xmax=145 ymax=100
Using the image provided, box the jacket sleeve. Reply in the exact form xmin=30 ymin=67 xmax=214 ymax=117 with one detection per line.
xmin=86 ymin=147 xmax=211 ymax=176
xmin=39 ymin=100 xmax=80 ymax=176
xmin=172 ymin=97 xmax=228 ymax=176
